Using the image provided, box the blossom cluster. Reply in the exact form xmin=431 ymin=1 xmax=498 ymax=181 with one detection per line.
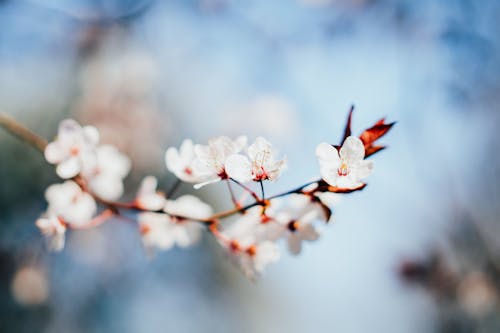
xmin=34 ymin=109 xmax=394 ymax=278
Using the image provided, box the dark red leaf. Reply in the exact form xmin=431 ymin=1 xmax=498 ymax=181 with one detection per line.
xmin=359 ymin=121 xmax=395 ymax=158
xmin=365 ymin=145 xmax=386 ymax=157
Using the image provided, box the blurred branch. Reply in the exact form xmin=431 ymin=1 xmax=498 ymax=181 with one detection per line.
xmin=0 ymin=113 xmax=47 ymax=152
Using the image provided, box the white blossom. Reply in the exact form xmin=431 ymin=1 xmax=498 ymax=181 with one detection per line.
xmin=193 ymin=136 xmax=247 ymax=189
xmin=163 ymin=195 xmax=213 ymax=248
xmin=138 ymin=212 xmax=173 ymax=251
xmin=165 ymin=139 xmax=206 ymax=183
xmin=225 ymin=137 xmax=286 ymax=183
xmin=82 ymin=145 xmax=131 ymax=201
xmin=35 ymin=215 xmax=66 ymax=251
xmin=45 ymin=181 xmax=97 ymax=227
xmin=135 ymin=176 xmax=166 ymax=211
xmin=44 ymin=119 xmax=99 ymax=179
xmin=316 ymin=136 xmax=373 ymax=189
xmin=164 ymin=195 xmax=213 ymax=221
xmin=266 ymin=195 xmax=324 ymax=255
xmin=221 ymin=209 xmax=281 ymax=278
xmin=231 ymin=241 xmax=281 ymax=280
xmin=138 ymin=195 xmax=212 ymax=252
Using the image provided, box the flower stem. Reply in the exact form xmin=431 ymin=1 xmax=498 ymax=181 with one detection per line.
xmin=226 ymin=179 xmax=240 ymax=209
xmin=230 ymin=178 xmax=260 ymax=201
xmin=166 ymin=179 xmax=182 ymax=198
xmin=0 ymin=113 xmax=47 ymax=152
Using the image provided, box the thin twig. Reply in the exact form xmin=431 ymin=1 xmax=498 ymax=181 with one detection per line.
xmin=166 ymin=179 xmax=182 ymax=198
xmin=226 ymin=179 xmax=240 ymax=208
xmin=0 ymin=113 xmax=48 ymax=152
xmin=230 ymin=178 xmax=260 ymax=201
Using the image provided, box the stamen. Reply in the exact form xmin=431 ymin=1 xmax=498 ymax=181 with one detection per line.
xmin=337 ymin=162 xmax=350 ymax=176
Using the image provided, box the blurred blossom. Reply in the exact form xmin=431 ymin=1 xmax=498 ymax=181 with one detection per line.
xmin=458 ymin=271 xmax=497 ymax=318
xmin=75 ymin=36 xmax=170 ymax=171
xmin=11 ymin=266 xmax=49 ymax=306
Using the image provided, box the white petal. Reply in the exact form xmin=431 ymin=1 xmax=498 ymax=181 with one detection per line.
xmin=353 ymin=160 xmax=374 ymax=179
xmin=340 ymin=136 xmax=365 ymax=164
xmin=56 ymin=157 xmax=81 ymax=179
xmin=58 ymin=119 xmax=82 ymax=141
xmin=137 ymin=193 xmax=166 ymax=211
xmin=82 ymin=126 xmax=100 ymax=146
xmin=173 ymin=223 xmax=201 ymax=248
xmin=49 ymin=232 xmax=66 ymax=251
xmin=316 ymin=192 xmax=341 ymax=206
xmin=225 ymin=154 xmax=252 ymax=183
xmin=247 ymin=136 xmax=271 ymax=160
xmin=254 ymin=241 xmax=280 ymax=272
xmin=138 ymin=176 xmax=158 ymax=196
xmin=287 ymin=234 xmax=302 ymax=255
xmin=45 ymin=181 xmax=80 ymax=208
xmin=164 ymin=195 xmax=213 ymax=220
xmin=316 ymin=142 xmax=340 ymax=166
xmin=233 ymin=136 xmax=248 ymax=152
xmin=336 ymin=175 xmax=362 ymax=189
xmin=44 ymin=142 xmax=66 ymax=164
xmin=319 ymin=166 xmax=339 ymax=187
xmin=89 ymin=175 xmax=124 ymax=201
xmin=300 ymin=224 xmax=320 ymax=241
xmin=179 ymin=139 xmax=195 ymax=161
xmin=266 ymin=158 xmax=287 ymax=181
xmin=165 ymin=147 xmax=182 ymax=173
xmin=62 ymin=193 xmax=97 ymax=226
xmin=96 ymin=145 xmax=131 ymax=178
xmin=138 ymin=213 xmax=174 ymax=251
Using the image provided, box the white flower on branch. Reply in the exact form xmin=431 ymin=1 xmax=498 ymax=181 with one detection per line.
xmin=134 ymin=176 xmax=166 ymax=211
xmin=138 ymin=195 xmax=213 ymax=253
xmin=273 ymin=195 xmax=324 ymax=255
xmin=192 ymin=136 xmax=247 ymax=189
xmin=45 ymin=181 xmax=97 ymax=227
xmin=0 ymin=108 xmax=394 ymax=280
xmin=225 ymin=136 xmax=286 ymax=183
xmin=44 ymin=119 xmax=99 ymax=179
xmin=220 ymin=211 xmax=281 ymax=278
xmin=35 ymin=215 xmax=66 ymax=251
xmin=316 ymin=136 xmax=373 ymax=189
xmin=138 ymin=212 xmax=172 ymax=251
xmin=82 ymin=145 xmax=131 ymax=201
xmin=164 ymin=195 xmax=213 ymax=221
xmin=165 ymin=139 xmax=206 ymax=183
xmin=231 ymin=241 xmax=281 ymax=280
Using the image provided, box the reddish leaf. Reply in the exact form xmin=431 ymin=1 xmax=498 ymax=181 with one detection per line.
xmin=365 ymin=145 xmax=386 ymax=157
xmin=359 ymin=121 xmax=395 ymax=158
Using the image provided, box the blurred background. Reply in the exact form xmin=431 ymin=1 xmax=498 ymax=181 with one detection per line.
xmin=1 ymin=0 xmax=499 ymax=332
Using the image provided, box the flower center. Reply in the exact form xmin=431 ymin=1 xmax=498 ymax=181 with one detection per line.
xmin=246 ymin=245 xmax=257 ymax=257
xmin=337 ymin=162 xmax=350 ymax=177
xmin=287 ymin=220 xmax=299 ymax=232
xmin=229 ymin=240 xmax=242 ymax=253
xmin=70 ymin=146 xmax=80 ymax=156
xmin=139 ymin=224 xmax=151 ymax=235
